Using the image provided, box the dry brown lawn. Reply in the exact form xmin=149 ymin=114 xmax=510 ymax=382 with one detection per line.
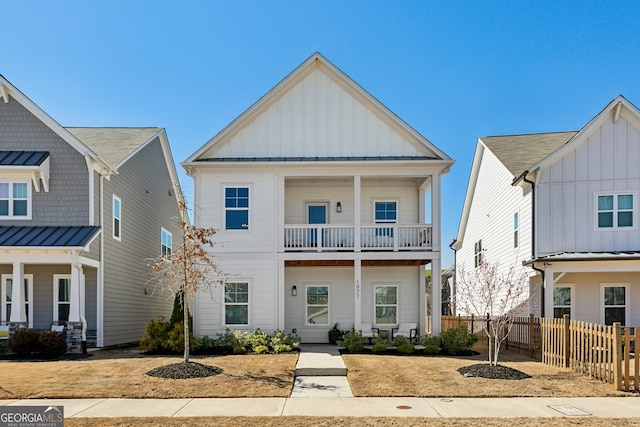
xmin=2 ymin=345 xmax=639 ymax=427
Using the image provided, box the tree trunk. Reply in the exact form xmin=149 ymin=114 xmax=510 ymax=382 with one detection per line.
xmin=183 ymin=291 xmax=190 ymax=364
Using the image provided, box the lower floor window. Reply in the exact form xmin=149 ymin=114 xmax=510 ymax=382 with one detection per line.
xmin=54 ymin=275 xmax=71 ymax=322
xmin=225 ymin=282 xmax=249 ymax=325
xmin=306 ymin=285 xmax=329 ymax=325
xmin=374 ymin=284 xmax=397 ymax=324
xmin=553 ymin=285 xmax=572 ymax=319
xmin=603 ymin=284 xmax=627 ymax=326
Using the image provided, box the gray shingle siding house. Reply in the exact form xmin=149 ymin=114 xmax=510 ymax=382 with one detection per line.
xmin=0 ymin=75 xmax=183 ymax=348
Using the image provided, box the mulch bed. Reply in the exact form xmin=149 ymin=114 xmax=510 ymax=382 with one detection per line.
xmin=146 ymin=361 xmax=223 ymax=379
xmin=457 ymin=363 xmax=531 ymax=380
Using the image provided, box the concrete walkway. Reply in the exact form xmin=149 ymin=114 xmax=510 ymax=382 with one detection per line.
xmin=291 ymin=344 xmax=353 ymax=397
xmin=2 ymin=397 xmax=640 ymax=418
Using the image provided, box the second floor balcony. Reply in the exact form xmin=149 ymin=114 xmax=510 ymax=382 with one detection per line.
xmin=283 ymin=223 xmax=432 ymax=252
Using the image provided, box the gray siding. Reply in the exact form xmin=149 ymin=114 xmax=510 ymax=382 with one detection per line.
xmin=0 ymin=98 xmax=90 ymax=226
xmin=102 ymin=137 xmax=181 ymax=346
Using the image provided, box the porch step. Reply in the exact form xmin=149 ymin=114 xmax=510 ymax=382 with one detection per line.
xmin=294 ymin=344 xmax=347 ymax=377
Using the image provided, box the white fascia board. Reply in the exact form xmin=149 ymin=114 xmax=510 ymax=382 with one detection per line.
xmin=540 ymin=259 xmax=640 ymax=273
xmin=453 ymin=139 xmax=485 ymax=250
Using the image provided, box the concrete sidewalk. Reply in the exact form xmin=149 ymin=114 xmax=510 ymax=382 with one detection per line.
xmin=2 ymin=397 xmax=640 ymax=418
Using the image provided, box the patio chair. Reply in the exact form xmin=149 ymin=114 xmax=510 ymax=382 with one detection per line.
xmin=360 ymin=323 xmax=380 ymax=343
xmin=392 ymin=322 xmax=418 ymax=342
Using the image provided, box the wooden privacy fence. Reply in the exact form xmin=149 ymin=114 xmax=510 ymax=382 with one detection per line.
xmin=440 ymin=314 xmax=541 ymax=359
xmin=541 ymin=315 xmax=639 ymax=392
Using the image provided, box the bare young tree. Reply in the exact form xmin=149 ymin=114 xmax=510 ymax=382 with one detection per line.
xmin=453 ymin=257 xmax=529 ymax=366
xmin=149 ymin=201 xmax=224 ymax=363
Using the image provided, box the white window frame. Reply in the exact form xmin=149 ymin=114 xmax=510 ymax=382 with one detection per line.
xmin=0 ymin=180 xmax=32 ymax=219
xmin=223 ymin=185 xmax=250 ymax=231
xmin=373 ymin=200 xmax=398 ymax=224
xmin=600 ymin=283 xmax=630 ymax=326
xmin=594 ymin=192 xmax=636 ymax=230
xmin=305 ymin=284 xmax=330 ymax=326
xmin=513 ymin=211 xmax=519 ymax=248
xmin=161 ymin=228 xmax=172 ymax=257
xmin=1 ymin=274 xmax=34 ymax=328
xmin=113 ymin=195 xmax=122 ymax=240
xmin=553 ymin=284 xmax=573 ymax=319
xmin=223 ymin=281 xmax=250 ymax=327
xmin=373 ymin=283 xmax=399 ymax=326
xmin=474 ymin=240 xmax=483 ymax=267
xmin=53 ymin=274 xmax=71 ymax=323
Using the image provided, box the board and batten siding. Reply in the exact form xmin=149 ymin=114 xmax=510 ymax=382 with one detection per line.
xmin=457 ymin=147 xmax=532 ymax=276
xmin=101 ymin=137 xmax=181 ymax=346
xmin=537 ymin=114 xmax=640 ymax=254
xmin=196 ymin=172 xmax=278 ymax=253
xmin=0 ymin=97 xmax=90 ymax=227
xmin=194 ymin=257 xmax=278 ymax=337
xmin=361 ymin=266 xmax=421 ymax=326
xmin=200 ymin=67 xmax=429 ymax=160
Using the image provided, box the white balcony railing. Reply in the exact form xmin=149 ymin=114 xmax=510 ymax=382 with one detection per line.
xmin=283 ymin=224 xmax=432 ymax=252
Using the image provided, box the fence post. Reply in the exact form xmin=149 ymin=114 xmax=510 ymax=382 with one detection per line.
xmin=529 ymin=313 xmax=535 ymax=357
xmin=563 ymin=314 xmax=570 ymax=368
xmin=471 ymin=314 xmax=475 ymax=334
xmin=613 ymin=322 xmax=622 ymax=391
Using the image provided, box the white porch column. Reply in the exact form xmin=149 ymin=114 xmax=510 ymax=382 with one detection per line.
xmin=278 ymin=259 xmax=285 ymax=330
xmin=544 ymin=269 xmax=554 ymax=319
xmin=9 ymin=262 xmax=26 ymax=322
xmin=430 ymin=258 xmax=442 ymax=335
xmin=80 ymin=273 xmax=87 ymax=341
xmin=430 ymin=173 xmax=441 ymax=251
xmin=277 ymin=175 xmax=285 ymax=252
xmin=69 ymin=251 xmax=82 ymax=323
xmin=354 ymin=259 xmax=362 ymax=331
xmin=353 ymin=175 xmax=361 ymax=251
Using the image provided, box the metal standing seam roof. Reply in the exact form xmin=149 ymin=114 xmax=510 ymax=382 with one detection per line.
xmin=0 ymin=226 xmax=101 ymax=247
xmin=0 ymin=151 xmax=49 ymax=166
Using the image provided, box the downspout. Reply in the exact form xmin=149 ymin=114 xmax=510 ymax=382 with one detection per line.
xmin=522 ymin=173 xmax=545 ymax=317
xmin=98 ymin=175 xmax=105 ymax=347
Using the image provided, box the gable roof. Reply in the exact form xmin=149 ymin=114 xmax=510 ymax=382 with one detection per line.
xmin=184 ymin=52 xmax=452 ymax=165
xmin=453 ymin=95 xmax=639 ymax=250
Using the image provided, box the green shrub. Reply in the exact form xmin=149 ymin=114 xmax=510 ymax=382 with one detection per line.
xmin=421 ymin=335 xmax=441 ymax=355
xmin=8 ymin=328 xmax=41 ymax=356
xmin=371 ymin=341 xmax=388 ymax=353
xmin=38 ymin=331 xmax=67 ymax=359
xmin=337 ymin=331 xmax=364 ymax=353
xmin=197 ymin=335 xmax=216 ymax=351
xmin=440 ymin=326 xmax=478 ymax=355
xmin=247 ymin=329 xmax=268 ymax=352
xmin=253 ymin=345 xmax=270 ymax=354
xmin=270 ymin=330 xmax=297 ymax=353
xmin=166 ymin=321 xmax=198 ymax=353
xmin=233 ymin=345 xmax=247 ymax=354
xmin=140 ymin=317 xmax=171 ymax=352
xmin=392 ymin=335 xmax=415 ymax=354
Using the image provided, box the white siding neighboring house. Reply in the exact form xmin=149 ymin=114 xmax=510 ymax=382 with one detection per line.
xmin=454 ymin=96 xmax=640 ymax=328
xmin=0 ymin=75 xmax=184 ymax=348
xmin=183 ymin=53 xmax=453 ymax=341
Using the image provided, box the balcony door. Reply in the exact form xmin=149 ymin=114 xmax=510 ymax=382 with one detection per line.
xmin=307 ymin=203 xmax=328 ymax=246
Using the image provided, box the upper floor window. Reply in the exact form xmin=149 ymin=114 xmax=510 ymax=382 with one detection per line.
xmin=0 ymin=181 xmax=30 ymax=219
xmin=375 ymin=201 xmax=397 ymax=238
xmin=474 ymin=240 xmax=483 ymax=267
xmin=513 ymin=212 xmax=519 ymax=248
xmin=225 ymin=186 xmax=249 ymax=230
xmin=597 ymin=193 xmax=633 ymax=229
xmin=113 ymin=195 xmax=121 ymax=240
xmin=161 ymin=228 xmax=172 ymax=257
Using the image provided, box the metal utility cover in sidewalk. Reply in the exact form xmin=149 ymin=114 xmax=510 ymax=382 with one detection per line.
xmin=548 ymin=405 xmax=591 ymax=416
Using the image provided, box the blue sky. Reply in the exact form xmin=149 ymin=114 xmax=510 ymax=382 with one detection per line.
xmin=3 ymin=1 xmax=640 ymax=267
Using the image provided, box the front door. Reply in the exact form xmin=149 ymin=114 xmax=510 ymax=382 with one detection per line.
xmin=307 ymin=203 xmax=327 ymax=246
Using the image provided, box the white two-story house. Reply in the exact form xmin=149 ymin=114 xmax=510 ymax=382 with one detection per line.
xmin=454 ymin=96 xmax=640 ymax=327
xmin=183 ymin=53 xmax=453 ymax=342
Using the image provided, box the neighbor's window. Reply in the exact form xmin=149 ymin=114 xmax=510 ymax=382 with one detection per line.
xmin=597 ymin=193 xmax=633 ymax=228
xmin=374 ymin=285 xmax=398 ymax=325
xmin=513 ymin=211 xmax=519 ymax=248
xmin=603 ymin=284 xmax=627 ymax=326
xmin=54 ymin=275 xmax=71 ymax=322
xmin=225 ymin=186 xmax=249 ymax=230
xmin=553 ymin=285 xmax=572 ymax=318
xmin=0 ymin=181 xmax=30 ymax=218
xmin=224 ymin=282 xmax=249 ymax=325
xmin=474 ymin=240 xmax=483 ymax=267
xmin=113 ymin=195 xmax=121 ymax=240
xmin=161 ymin=228 xmax=172 ymax=257
xmin=306 ymin=285 xmax=329 ymax=325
